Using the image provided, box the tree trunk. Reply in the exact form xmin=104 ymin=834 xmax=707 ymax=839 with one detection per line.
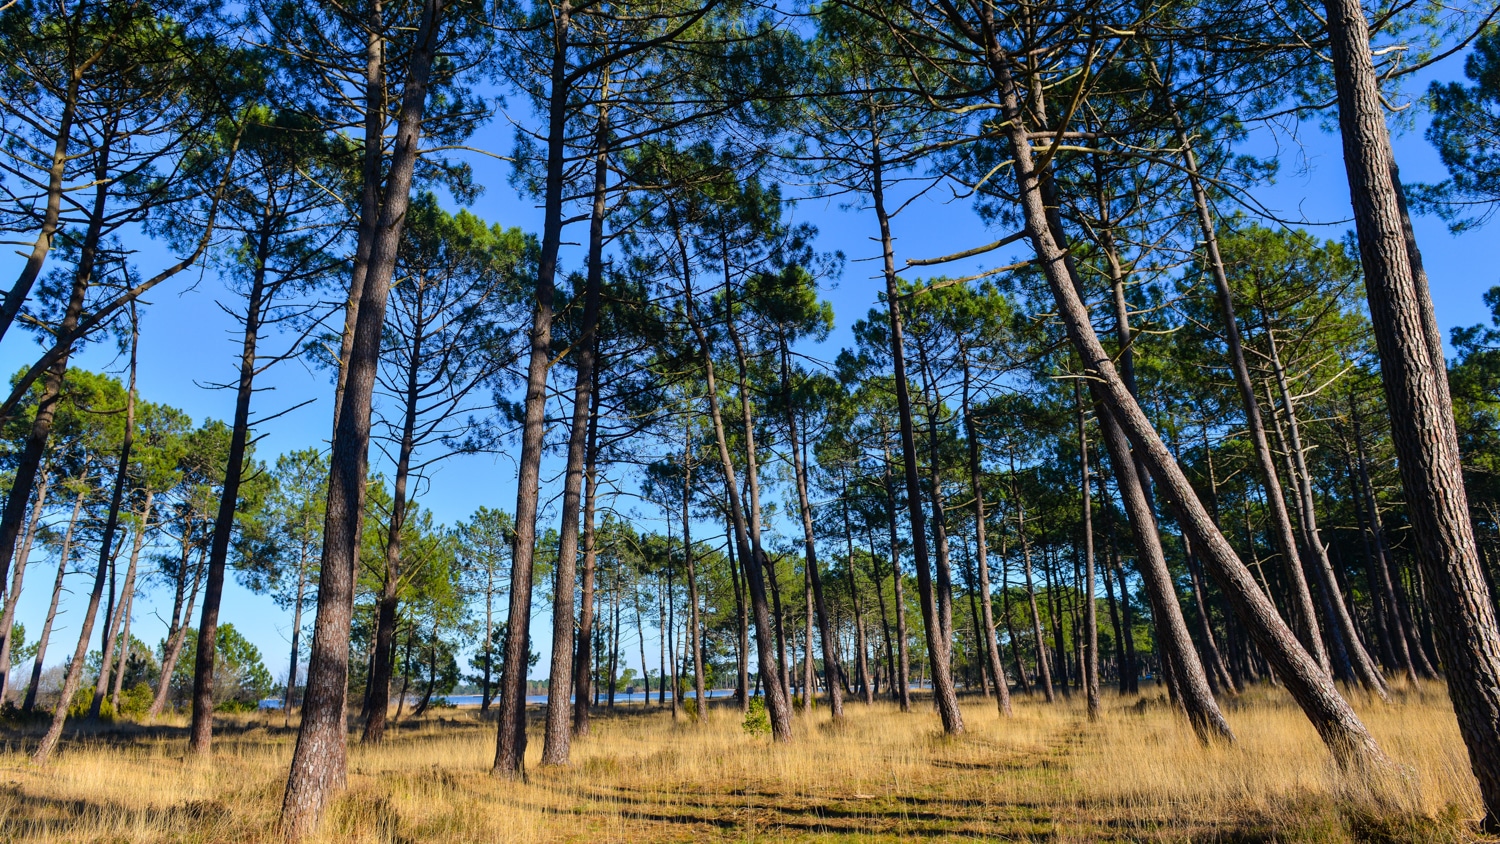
xmin=782 ymin=343 xmax=844 ymax=721
xmin=99 ymin=501 xmax=148 ymax=714
xmin=682 ymin=275 xmax=790 ymax=739
xmin=978 ymin=25 xmax=1385 ymax=768
xmin=882 ymin=439 xmax=913 ymax=711
xmin=0 ymin=470 xmax=49 ymax=702
xmin=0 ymin=128 xmax=113 ymax=613
xmin=0 ymin=59 xmax=81 ymax=344
xmin=1078 ymin=386 xmax=1101 ymax=719
xmin=281 ymin=2 xmax=444 ymax=832
xmin=1110 ymin=528 xmax=1139 ymax=694
xmin=364 ymin=277 xmax=432 ymax=745
xmin=960 ymin=350 xmax=1012 ymax=715
xmin=285 ymin=537 xmax=309 ymax=721
xmin=1265 ymin=327 xmax=1387 ymax=696
xmin=35 ymin=325 xmax=136 ymax=764
xmin=411 ymin=640 xmax=438 ymax=717
xmin=724 ymin=511 xmax=750 ymax=712
xmin=329 ymin=0 xmax=387 ymax=439
xmin=684 ymin=425 xmax=708 ymax=723
xmin=492 ymin=0 xmax=571 ymax=776
xmin=1044 ymin=547 xmax=1071 ymax=696
xmin=1102 ymin=539 xmax=1126 ymax=693
xmin=996 ymin=531 xmax=1033 ymax=695
xmin=1165 ymin=92 xmax=1327 ymax=666
xmin=915 ymin=340 xmax=964 ymax=698
xmin=22 ymin=488 xmax=84 ymax=713
xmin=666 ymin=564 xmax=679 ymax=717
xmin=842 ymin=474 xmax=875 ymax=705
xmin=638 ymin=574 xmax=652 ymax=709
xmin=111 ymin=586 xmax=136 ymax=707
xmin=192 ymin=232 xmax=274 ymax=750
xmin=766 ymin=552 xmax=791 ymax=701
xmin=1350 ymin=403 xmax=1421 ymax=684
xmin=1184 ymin=534 xmax=1236 ymax=694
xmin=802 ymin=569 xmax=814 ymax=709
xmin=1324 ymin=0 xmax=1500 ymax=818
xmin=393 ymin=632 xmax=414 ymax=722
xmin=608 ymin=576 xmax=619 ymax=709
xmin=150 ymin=544 xmax=205 ymax=720
xmin=871 ymin=138 xmax=962 ymax=734
xmin=572 ymin=378 xmax=602 ymax=733
xmin=1089 ymin=236 xmax=1228 ymax=734
xmin=866 ymin=523 xmax=897 ymax=702
xmin=541 ymin=96 xmax=607 ymax=765
xmin=720 ymin=267 xmax=795 ymax=737
xmin=1013 ymin=484 xmax=1055 ymax=702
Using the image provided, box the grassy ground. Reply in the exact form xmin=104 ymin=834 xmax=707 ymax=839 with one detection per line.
xmin=0 ymin=681 xmax=1490 ymax=842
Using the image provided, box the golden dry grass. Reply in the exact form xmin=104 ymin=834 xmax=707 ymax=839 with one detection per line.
xmin=0 ymin=681 xmax=1490 ymax=843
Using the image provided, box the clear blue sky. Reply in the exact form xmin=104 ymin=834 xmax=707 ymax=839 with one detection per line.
xmin=2 ymin=56 xmax=1491 ymax=691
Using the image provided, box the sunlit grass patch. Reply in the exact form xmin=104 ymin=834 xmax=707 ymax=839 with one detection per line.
xmin=0 ymin=680 xmax=1485 ymax=842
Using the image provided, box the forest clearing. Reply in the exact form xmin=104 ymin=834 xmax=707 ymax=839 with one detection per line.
xmin=9 ymin=0 xmax=1500 ymax=841
xmin=0 ymin=684 xmax=1485 ymax=843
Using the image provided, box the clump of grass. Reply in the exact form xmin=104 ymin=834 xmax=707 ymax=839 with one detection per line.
xmin=0 ymin=680 xmax=1484 ymax=842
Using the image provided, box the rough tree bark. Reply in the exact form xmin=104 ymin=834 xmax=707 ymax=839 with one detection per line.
xmin=572 ymin=361 xmax=603 ymax=733
xmin=540 ymin=95 xmax=608 ymax=765
xmin=1323 ymin=0 xmax=1500 ymax=820
xmin=280 ymin=1 xmax=444 ymax=833
xmin=493 ymin=0 xmax=569 ymax=779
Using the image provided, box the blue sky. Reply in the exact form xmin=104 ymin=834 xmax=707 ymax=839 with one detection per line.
xmin=1 ymin=53 xmax=1492 ymax=691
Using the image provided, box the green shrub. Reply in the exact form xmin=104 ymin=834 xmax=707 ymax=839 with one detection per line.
xmin=742 ymin=697 xmax=770 ymax=737
xmin=683 ymin=697 xmax=698 ymax=720
xmin=214 ymin=698 xmax=259 ymax=713
xmin=67 ymin=687 xmax=113 ymax=720
xmin=0 ymin=701 xmax=45 ymax=725
xmin=116 ymin=682 xmax=154 ymax=718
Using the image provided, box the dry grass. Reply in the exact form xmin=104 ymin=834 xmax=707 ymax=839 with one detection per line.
xmin=0 ymin=680 xmax=1490 ymax=842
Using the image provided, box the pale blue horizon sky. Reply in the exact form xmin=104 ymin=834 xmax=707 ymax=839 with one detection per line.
xmin=1 ymin=51 xmax=1493 ymax=692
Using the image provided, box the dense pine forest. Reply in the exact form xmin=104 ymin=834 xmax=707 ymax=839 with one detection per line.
xmin=4 ymin=0 xmax=1500 ymax=840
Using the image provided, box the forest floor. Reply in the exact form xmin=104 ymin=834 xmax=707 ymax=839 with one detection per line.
xmin=0 ymin=681 xmax=1492 ymax=843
